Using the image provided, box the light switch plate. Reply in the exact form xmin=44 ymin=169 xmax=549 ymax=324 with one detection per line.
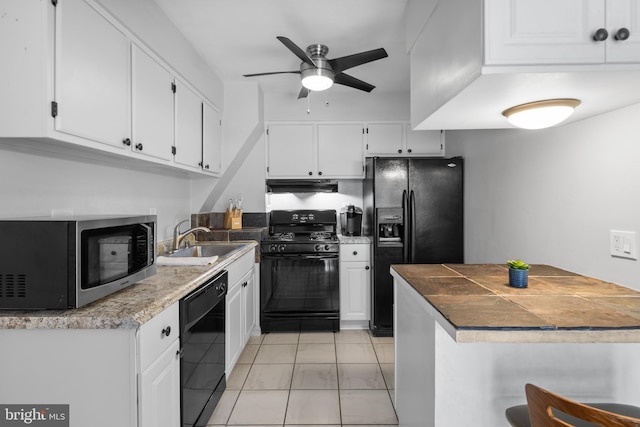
xmin=610 ymin=230 xmax=637 ymax=260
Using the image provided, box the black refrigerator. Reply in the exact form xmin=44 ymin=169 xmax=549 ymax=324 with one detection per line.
xmin=363 ymin=157 xmax=463 ymax=336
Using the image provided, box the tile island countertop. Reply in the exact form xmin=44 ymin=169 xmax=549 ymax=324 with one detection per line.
xmin=391 ymin=263 xmax=640 ymax=343
xmin=0 ymin=241 xmax=257 ymax=330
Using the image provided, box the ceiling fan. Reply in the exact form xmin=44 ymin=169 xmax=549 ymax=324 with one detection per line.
xmin=243 ymin=36 xmax=388 ymax=99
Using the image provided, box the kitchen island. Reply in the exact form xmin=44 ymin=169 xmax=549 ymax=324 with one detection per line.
xmin=391 ymin=264 xmax=640 ymax=427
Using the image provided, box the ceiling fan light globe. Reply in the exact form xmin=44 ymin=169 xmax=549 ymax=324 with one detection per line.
xmin=300 ymin=65 xmax=335 ymax=92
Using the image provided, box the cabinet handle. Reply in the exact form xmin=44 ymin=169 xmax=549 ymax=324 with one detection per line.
xmin=135 ymin=143 xmax=143 ymax=151
xmin=353 ymin=251 xmax=358 ymax=255
xmin=397 ymin=149 xmax=403 ymax=154
xmin=407 ymin=148 xmax=412 ymax=153
xmin=593 ymin=28 xmax=609 ymax=41
xmin=242 ymin=281 xmax=248 ymax=288
xmin=176 ymin=348 xmax=183 ymax=358
xmin=122 ymin=138 xmax=131 ymax=147
xmin=615 ymin=27 xmax=630 ymax=41
xmin=365 ymin=266 xmax=370 ymax=270
xmin=205 ymin=164 xmax=210 ymax=170
xmin=308 ymin=171 xmax=313 ymax=176
xmin=318 ymin=171 xmax=323 ymax=176
xmin=161 ymin=326 xmax=171 ymax=337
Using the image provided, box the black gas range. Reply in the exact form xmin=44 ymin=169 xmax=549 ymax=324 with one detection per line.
xmin=260 ymin=210 xmax=340 ymax=332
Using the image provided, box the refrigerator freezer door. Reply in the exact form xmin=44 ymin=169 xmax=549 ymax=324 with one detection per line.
xmin=373 ymin=158 xmax=408 ymax=207
xmin=408 ymin=158 xmax=464 ymax=263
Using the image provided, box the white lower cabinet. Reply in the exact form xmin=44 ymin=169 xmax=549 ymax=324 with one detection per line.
xmin=225 ymin=249 xmax=258 ymax=375
xmin=139 ymin=340 xmax=181 ymax=427
xmin=340 ymin=243 xmax=372 ymax=329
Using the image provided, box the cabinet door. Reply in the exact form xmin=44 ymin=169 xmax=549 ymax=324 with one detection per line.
xmin=203 ymin=103 xmax=222 ymax=175
xmin=132 ymin=45 xmax=174 ymax=161
xmin=139 ymin=339 xmax=180 ymax=427
xmin=226 ymin=281 xmax=243 ymax=374
xmin=405 ymin=126 xmax=444 ymax=156
xmin=339 ymin=261 xmax=371 ymax=321
xmin=484 ymin=0 xmax=604 ymax=65
xmin=266 ymin=124 xmax=315 ymax=177
xmin=605 ymin=0 xmax=640 ymax=63
xmin=55 ymin=0 xmax=130 ymax=147
xmin=317 ymin=124 xmax=364 ymax=178
xmin=365 ymin=123 xmax=404 ymax=155
xmin=241 ymin=269 xmax=256 ymax=340
xmin=174 ymin=80 xmax=202 ymax=169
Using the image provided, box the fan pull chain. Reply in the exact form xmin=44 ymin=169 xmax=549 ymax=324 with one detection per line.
xmin=307 ymin=91 xmax=311 ymax=114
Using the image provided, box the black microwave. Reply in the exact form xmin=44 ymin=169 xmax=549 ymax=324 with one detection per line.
xmin=0 ymin=215 xmax=156 ymax=309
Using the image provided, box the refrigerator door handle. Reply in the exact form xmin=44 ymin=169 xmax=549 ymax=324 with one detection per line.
xmin=402 ymin=189 xmax=409 ymax=263
xmin=409 ymin=189 xmax=416 ymax=263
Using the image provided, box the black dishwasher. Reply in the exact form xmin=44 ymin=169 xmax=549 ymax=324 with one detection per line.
xmin=179 ymin=270 xmax=227 ymax=427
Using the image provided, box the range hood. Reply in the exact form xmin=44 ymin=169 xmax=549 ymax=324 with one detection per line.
xmin=266 ymin=179 xmax=338 ymax=193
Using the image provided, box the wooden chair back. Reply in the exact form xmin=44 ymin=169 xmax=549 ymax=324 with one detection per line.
xmin=525 ymin=383 xmax=640 ymax=427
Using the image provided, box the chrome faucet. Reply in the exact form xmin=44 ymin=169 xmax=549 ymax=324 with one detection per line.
xmin=172 ymin=219 xmax=211 ymax=251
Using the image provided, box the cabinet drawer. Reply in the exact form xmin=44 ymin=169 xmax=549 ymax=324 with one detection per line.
xmin=340 ymin=244 xmax=371 ymax=262
xmin=226 ymin=249 xmax=255 ymax=289
xmin=138 ymin=302 xmax=179 ymax=370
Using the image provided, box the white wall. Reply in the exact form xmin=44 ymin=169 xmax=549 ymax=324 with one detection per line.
xmin=0 ymin=145 xmax=191 ymax=241
xmin=446 ymin=103 xmax=640 ymax=289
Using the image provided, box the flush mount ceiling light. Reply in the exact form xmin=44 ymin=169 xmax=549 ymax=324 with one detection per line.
xmin=502 ymin=98 xmax=581 ymax=130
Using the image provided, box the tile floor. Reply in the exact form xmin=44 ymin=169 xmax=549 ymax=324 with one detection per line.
xmin=207 ymin=329 xmax=397 ymax=426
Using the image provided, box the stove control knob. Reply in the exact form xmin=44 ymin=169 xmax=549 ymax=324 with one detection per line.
xmin=324 ymin=245 xmax=330 ymax=251
xmin=278 ymin=244 xmax=286 ymax=252
xmin=315 ymin=244 xmax=321 ymax=251
xmin=269 ymin=244 xmax=277 ymax=253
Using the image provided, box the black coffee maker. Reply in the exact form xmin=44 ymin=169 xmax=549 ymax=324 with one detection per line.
xmin=340 ymin=205 xmax=363 ymax=236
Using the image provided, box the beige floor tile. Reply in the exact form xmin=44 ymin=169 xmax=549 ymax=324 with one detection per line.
xmin=342 ymin=425 xmax=398 ymax=427
xmin=227 ymin=390 xmax=289 ymax=425
xmin=246 ymin=334 xmax=264 ymax=345
xmin=206 ymin=389 xmax=239 ymax=425
xmin=262 ymin=332 xmax=300 ymax=344
xmin=370 ymin=335 xmax=395 ymax=344
xmin=243 ymin=363 xmax=294 ymax=390
xmin=340 ymin=389 xmax=398 ymax=425
xmin=380 ymin=363 xmax=395 ymax=390
xmin=336 ymin=343 xmax=378 ymax=363
xmin=390 ymin=389 xmax=396 ymax=409
xmin=290 ymin=363 xmax=338 ymax=389
xmin=285 ymin=389 xmax=341 ymax=424
xmin=334 ymin=329 xmax=371 ymax=343
xmin=226 ymin=363 xmax=251 ymax=389
xmin=298 ymin=331 xmax=335 ymax=344
xmin=236 ymin=344 xmax=259 ymax=364
xmin=295 ymin=343 xmax=336 ymax=363
xmin=338 ymin=363 xmax=387 ymax=389
xmin=374 ymin=342 xmax=395 ymax=363
xmin=254 ymin=344 xmax=297 ymax=364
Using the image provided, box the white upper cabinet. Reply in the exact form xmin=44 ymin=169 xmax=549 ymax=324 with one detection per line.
xmin=317 ymin=124 xmax=364 ymax=178
xmin=485 ymin=0 xmax=640 ymax=65
xmin=203 ymin=103 xmax=222 ymax=175
xmin=131 ymin=45 xmax=174 ymax=161
xmin=266 ymin=124 xmax=316 ymax=178
xmin=55 ymin=0 xmax=130 ymax=147
xmin=0 ymin=0 xmax=222 ymax=175
xmin=365 ymin=123 xmax=444 ymax=156
xmin=411 ymin=0 xmax=640 ymax=130
xmin=266 ymin=123 xmax=364 ymax=179
xmin=174 ymin=80 xmax=203 ymax=170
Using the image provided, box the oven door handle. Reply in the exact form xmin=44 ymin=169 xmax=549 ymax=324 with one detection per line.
xmin=261 ymin=253 xmax=339 ymax=260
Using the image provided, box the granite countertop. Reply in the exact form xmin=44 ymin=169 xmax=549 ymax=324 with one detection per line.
xmin=0 ymin=241 xmax=258 ymax=330
xmin=338 ymin=235 xmax=372 ymax=244
xmin=391 ymin=264 xmax=640 ymax=343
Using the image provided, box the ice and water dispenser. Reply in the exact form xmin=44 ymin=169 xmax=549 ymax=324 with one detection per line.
xmin=376 ymin=207 xmax=403 ymax=245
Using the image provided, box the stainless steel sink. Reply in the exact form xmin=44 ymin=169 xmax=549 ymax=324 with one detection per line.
xmin=168 ymin=242 xmax=247 ymax=259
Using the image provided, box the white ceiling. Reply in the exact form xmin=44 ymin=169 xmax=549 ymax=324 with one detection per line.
xmin=152 ymin=0 xmax=410 ymax=100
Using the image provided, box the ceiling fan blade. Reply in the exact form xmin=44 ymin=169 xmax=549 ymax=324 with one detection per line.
xmin=334 ymin=73 xmax=376 ymax=92
xmin=328 ymin=48 xmax=388 ymax=74
xmin=243 ymin=71 xmax=300 ymax=77
xmin=297 ymin=87 xmax=310 ymax=99
xmin=277 ymin=36 xmax=317 ymax=67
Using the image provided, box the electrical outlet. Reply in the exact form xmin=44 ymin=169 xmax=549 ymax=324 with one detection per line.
xmin=610 ymin=230 xmax=637 ymax=260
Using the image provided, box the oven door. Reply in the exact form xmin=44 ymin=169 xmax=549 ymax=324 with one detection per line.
xmin=260 ymin=253 xmax=339 ymax=332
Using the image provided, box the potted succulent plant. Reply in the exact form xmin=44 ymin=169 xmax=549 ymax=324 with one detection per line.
xmin=507 ymin=259 xmax=530 ymax=288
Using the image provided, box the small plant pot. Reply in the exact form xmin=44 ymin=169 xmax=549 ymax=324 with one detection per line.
xmin=509 ymin=268 xmax=528 ymax=288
